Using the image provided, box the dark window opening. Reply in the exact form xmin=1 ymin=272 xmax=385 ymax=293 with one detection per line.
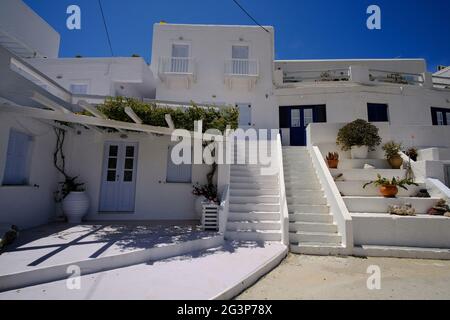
xmin=368 ymin=103 xmax=389 ymax=122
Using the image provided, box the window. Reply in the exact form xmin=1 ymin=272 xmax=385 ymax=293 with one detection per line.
xmin=166 ymin=146 xmax=192 ymax=183
xmin=70 ymin=83 xmax=88 ymax=95
xmin=3 ymin=130 xmax=32 ymax=186
xmin=232 ymin=45 xmax=249 ymax=75
xmin=431 ymin=107 xmax=450 ymax=126
xmin=171 ymin=44 xmax=189 ymax=73
xmin=367 ymin=103 xmax=389 ymax=122
xmin=291 ymin=109 xmax=301 ymax=128
xmin=303 ymin=108 xmax=313 ymax=127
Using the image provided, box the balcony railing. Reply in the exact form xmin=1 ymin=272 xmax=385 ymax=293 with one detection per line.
xmin=224 ymin=59 xmax=259 ymax=77
xmin=432 ymin=75 xmax=450 ymax=89
xmin=283 ymin=68 xmax=350 ymax=83
xmin=368 ymin=69 xmax=424 ymax=86
xmin=158 ymin=57 xmax=196 ymax=76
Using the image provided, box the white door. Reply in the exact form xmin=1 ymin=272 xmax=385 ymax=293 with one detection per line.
xmin=237 ymin=103 xmax=252 ymax=128
xmin=99 ymin=142 xmax=138 ymax=212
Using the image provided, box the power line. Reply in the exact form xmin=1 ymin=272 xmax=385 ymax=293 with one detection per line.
xmin=98 ymin=0 xmax=114 ymax=56
xmin=231 ymin=0 xmax=270 ymax=33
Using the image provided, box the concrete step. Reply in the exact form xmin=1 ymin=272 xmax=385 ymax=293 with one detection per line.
xmin=289 ymin=204 xmax=330 ymax=214
xmin=343 ymin=196 xmax=440 ymax=214
xmin=230 ymin=182 xmax=279 ymax=190
xmin=230 ymin=195 xmax=280 ymax=204
xmin=337 ymin=159 xmax=391 ymax=170
xmin=229 ymin=212 xmax=280 ymax=221
xmin=287 ymin=194 xmax=327 ymax=205
xmin=227 ymin=221 xmax=281 ymax=231
xmin=290 ymin=231 xmax=342 ymax=244
xmin=286 ymin=188 xmax=324 ymax=197
xmin=230 ymin=203 xmax=280 ymax=212
xmin=353 ymin=245 xmax=450 ymax=260
xmin=289 ymin=213 xmax=334 ymax=223
xmin=230 ymin=176 xmax=279 ymax=183
xmin=225 ymin=231 xmax=282 ymax=242
xmin=336 ymin=181 xmax=425 ymax=197
xmin=330 ymin=169 xmax=407 ymax=181
xmin=290 ymin=243 xmax=346 ymax=256
xmin=284 ymin=181 xmax=322 ymax=190
xmin=230 ymin=189 xmax=280 ymax=197
xmin=289 ymin=222 xmax=338 ymax=233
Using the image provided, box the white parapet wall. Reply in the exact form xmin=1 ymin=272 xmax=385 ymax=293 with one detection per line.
xmin=276 ymin=134 xmax=290 ymax=246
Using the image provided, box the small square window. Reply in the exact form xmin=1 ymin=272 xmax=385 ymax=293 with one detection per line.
xmin=70 ymin=84 xmax=88 ymax=95
xmin=109 ymin=145 xmax=118 ymax=157
xmin=107 ymin=170 xmax=116 ymax=182
xmin=124 ymin=171 xmax=133 ymax=182
xmin=126 ymin=146 xmax=135 ymax=158
xmin=368 ymin=103 xmax=389 ymax=122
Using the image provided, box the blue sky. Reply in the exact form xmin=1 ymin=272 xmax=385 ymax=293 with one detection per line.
xmin=23 ymin=0 xmax=450 ymax=71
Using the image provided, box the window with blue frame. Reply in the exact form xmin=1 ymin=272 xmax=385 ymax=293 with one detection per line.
xmin=166 ymin=145 xmax=192 ymax=183
xmin=3 ymin=130 xmax=33 ymax=186
xmin=367 ymin=103 xmax=389 ymax=122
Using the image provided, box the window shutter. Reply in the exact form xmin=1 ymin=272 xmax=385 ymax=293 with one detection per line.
xmin=3 ymin=130 xmax=32 ymax=185
xmin=166 ymin=146 xmax=192 ymax=183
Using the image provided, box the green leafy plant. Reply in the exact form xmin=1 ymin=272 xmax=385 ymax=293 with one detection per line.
xmin=192 ymin=183 xmax=218 ymax=203
xmin=336 ymin=119 xmax=381 ymax=151
xmin=84 ymin=97 xmax=239 ymax=133
xmin=382 ymin=141 xmax=402 ymax=160
xmin=363 ymin=174 xmax=418 ymax=190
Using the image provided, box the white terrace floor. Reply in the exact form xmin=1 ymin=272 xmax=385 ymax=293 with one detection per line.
xmin=0 ymin=222 xmax=287 ymax=299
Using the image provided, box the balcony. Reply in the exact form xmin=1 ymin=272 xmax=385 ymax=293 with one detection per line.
xmin=158 ymin=56 xmax=196 ymax=89
xmin=432 ymin=75 xmax=450 ymax=90
xmin=282 ymin=68 xmax=350 ymax=84
xmin=224 ymin=59 xmax=259 ymax=90
xmin=368 ymin=69 xmax=424 ymax=86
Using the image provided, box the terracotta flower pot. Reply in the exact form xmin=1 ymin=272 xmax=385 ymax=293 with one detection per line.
xmin=379 ymin=185 xmax=399 ymax=198
xmin=388 ymin=155 xmax=403 ymax=169
xmin=327 ymin=159 xmax=339 ymax=169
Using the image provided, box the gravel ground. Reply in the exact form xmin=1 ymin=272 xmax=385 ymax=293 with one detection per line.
xmin=236 ymin=254 xmax=450 ymax=300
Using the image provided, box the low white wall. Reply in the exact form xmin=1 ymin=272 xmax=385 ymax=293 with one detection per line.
xmin=0 ymin=114 xmax=58 ymax=229
xmin=276 ymin=134 xmax=290 ymax=246
xmin=65 ymin=130 xmax=211 ymax=221
xmin=353 ymin=214 xmax=450 ymax=248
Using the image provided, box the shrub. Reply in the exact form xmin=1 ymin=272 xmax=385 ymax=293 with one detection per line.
xmin=90 ymin=97 xmax=239 ymax=133
xmin=336 ymin=119 xmax=381 ymax=151
xmin=382 ymin=141 xmax=402 ymax=159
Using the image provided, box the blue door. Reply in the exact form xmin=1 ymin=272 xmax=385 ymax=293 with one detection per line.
xmin=279 ymin=105 xmax=327 ymax=146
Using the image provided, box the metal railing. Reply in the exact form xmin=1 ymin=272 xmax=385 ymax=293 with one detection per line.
xmin=158 ymin=56 xmax=196 ymax=75
xmin=283 ymin=68 xmax=350 ymax=83
xmin=368 ymin=69 xmax=424 ymax=86
xmin=224 ymin=59 xmax=259 ymax=76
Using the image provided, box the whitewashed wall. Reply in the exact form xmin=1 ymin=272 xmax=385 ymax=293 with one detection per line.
xmin=65 ymin=130 xmax=211 ymax=221
xmin=150 ymin=24 xmax=278 ymax=130
xmin=29 ymin=57 xmax=156 ymax=99
xmin=0 ymin=114 xmax=58 ymax=229
xmin=0 ymin=0 xmax=60 ymax=58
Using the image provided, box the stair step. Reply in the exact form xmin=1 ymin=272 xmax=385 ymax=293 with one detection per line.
xmin=230 ymin=203 xmax=280 ymax=212
xmin=230 ymin=195 xmax=280 ymax=204
xmin=290 ymin=231 xmax=342 ymax=244
xmin=225 ymin=231 xmax=282 ymax=242
xmin=229 ymin=212 xmax=280 ymax=221
xmin=287 ymin=195 xmax=327 ymax=205
xmin=289 ymin=213 xmax=334 ymax=223
xmin=285 ymin=181 xmax=321 ymax=189
xmin=330 ymin=169 xmax=407 ymax=181
xmin=290 ymin=222 xmax=338 ymax=233
xmin=227 ymin=221 xmax=281 ymax=231
xmin=290 ymin=243 xmax=345 ymax=256
xmin=289 ymin=204 xmax=329 ymax=214
xmin=230 ymin=176 xmax=279 ymax=183
xmin=230 ymin=189 xmax=279 ymax=196
xmin=231 ymin=182 xmax=279 ymax=189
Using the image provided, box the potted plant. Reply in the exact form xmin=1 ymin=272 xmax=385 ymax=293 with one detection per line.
xmin=405 ymin=147 xmax=418 ymax=161
xmin=56 ymin=176 xmax=89 ymax=223
xmin=192 ymin=183 xmax=218 ymax=219
xmin=326 ymin=152 xmax=339 ymax=169
xmin=382 ymin=141 xmax=403 ymax=169
xmin=363 ymin=174 xmax=418 ymax=198
xmin=336 ymin=119 xmax=381 ymax=159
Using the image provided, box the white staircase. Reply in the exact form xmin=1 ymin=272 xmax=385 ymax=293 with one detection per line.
xmin=283 ymin=147 xmax=344 ymax=255
xmin=225 ymin=143 xmax=282 ymax=242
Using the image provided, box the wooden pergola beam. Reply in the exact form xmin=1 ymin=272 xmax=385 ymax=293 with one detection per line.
xmin=31 ymin=92 xmax=72 ymax=114
xmin=125 ymin=107 xmax=143 ymax=124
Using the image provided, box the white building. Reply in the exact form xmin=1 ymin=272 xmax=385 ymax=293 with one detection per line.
xmin=1 ymin=1 xmax=450 ymax=262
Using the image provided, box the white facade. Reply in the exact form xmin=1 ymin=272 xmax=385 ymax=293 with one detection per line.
xmin=0 ymin=0 xmax=60 ymax=58
xmin=150 ymin=23 xmax=277 ymax=129
xmin=29 ymin=57 xmax=156 ymax=100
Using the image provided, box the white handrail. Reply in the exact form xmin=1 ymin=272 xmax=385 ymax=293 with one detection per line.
xmin=218 ymin=184 xmax=230 ymax=234
xmin=276 ymin=134 xmax=290 ymax=246
xmin=224 ymin=59 xmax=259 ymax=76
xmin=309 ymin=146 xmax=353 ymax=252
